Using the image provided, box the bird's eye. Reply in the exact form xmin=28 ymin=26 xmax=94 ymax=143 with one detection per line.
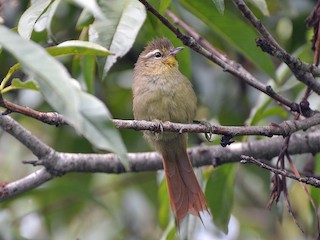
xmin=154 ymin=51 xmax=162 ymax=58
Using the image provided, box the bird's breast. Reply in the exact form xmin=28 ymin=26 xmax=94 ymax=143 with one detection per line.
xmin=133 ymin=73 xmax=195 ymax=124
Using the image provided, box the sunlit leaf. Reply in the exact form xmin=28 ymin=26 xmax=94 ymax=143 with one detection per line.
xmin=11 ymin=78 xmax=39 ymax=91
xmin=89 ymin=0 xmax=146 ymax=77
xmin=46 ymin=0 xmax=61 ymax=37
xmin=46 ymin=40 xmax=112 ymax=56
xmin=206 ymin=164 xmax=235 ymax=233
xmin=212 ymin=0 xmax=225 ymax=14
xmin=66 ymin=0 xmax=105 ymax=20
xmin=248 ymin=0 xmax=269 ymax=16
xmin=18 ymin=0 xmax=52 ymax=39
xmin=76 ymin=9 xmax=94 ymax=30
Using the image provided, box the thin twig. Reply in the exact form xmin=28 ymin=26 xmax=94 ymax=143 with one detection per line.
xmin=165 ymin=9 xmax=299 ymax=112
xmin=1 ymin=99 xmax=66 ymax=126
xmin=240 ymin=155 xmax=320 ymax=187
xmin=233 ymin=0 xmax=320 ymax=95
xmin=256 ymin=38 xmax=320 ymax=97
xmin=137 ymin=1 xmax=300 ymax=112
xmin=0 ymin=113 xmax=53 ymax=159
xmin=282 ymin=171 xmax=305 ymax=233
xmin=287 ymin=153 xmax=320 ymax=233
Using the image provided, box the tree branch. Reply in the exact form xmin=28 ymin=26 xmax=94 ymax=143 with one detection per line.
xmin=1 ymin=114 xmax=320 ymax=201
xmin=0 ymin=112 xmax=54 ymax=158
xmin=3 ymin=99 xmax=320 ymax=137
xmin=137 ymin=0 xmax=301 ymax=113
xmin=233 ymin=0 xmax=320 ymax=95
xmin=0 ymin=169 xmax=54 ymax=199
xmin=114 ymin=113 xmax=320 ymax=137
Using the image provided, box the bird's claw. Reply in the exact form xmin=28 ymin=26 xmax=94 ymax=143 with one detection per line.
xmin=153 ymin=119 xmax=164 ymax=133
xmin=195 ymin=120 xmax=214 ymax=142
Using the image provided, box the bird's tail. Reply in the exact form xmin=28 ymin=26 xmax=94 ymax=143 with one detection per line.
xmin=160 ymin=140 xmax=208 ymax=227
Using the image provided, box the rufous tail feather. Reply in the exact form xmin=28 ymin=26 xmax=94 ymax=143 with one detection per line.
xmin=161 ymin=146 xmax=208 ymax=228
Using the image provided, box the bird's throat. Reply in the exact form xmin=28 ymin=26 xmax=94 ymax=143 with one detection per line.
xmin=163 ymin=56 xmax=178 ymax=67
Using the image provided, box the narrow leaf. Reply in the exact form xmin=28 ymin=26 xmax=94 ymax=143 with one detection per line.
xmin=212 ymin=0 xmax=225 ymax=14
xmin=0 ymin=25 xmax=81 ymax=127
xmin=46 ymin=0 xmax=61 ymax=37
xmin=67 ymin=0 xmax=105 ymax=20
xmin=158 ymin=179 xmax=171 ymax=229
xmin=206 ymin=164 xmax=236 ymax=233
xmin=82 ymin=55 xmax=95 ymax=93
xmin=76 ymin=9 xmax=94 ymax=30
xmin=0 ymin=26 xmax=127 ymax=162
xmin=89 ymin=0 xmax=146 ymax=77
xmin=78 ymin=91 xmax=128 ymax=167
xmin=159 ymin=0 xmax=172 ymax=14
xmin=248 ymin=0 xmax=269 ymax=16
xmin=46 ymin=40 xmax=112 ymax=56
xmin=18 ymin=0 xmax=52 ymax=39
xmin=11 ymin=78 xmax=39 ymax=91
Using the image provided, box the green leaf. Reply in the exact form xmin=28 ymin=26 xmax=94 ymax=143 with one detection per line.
xmin=158 ymin=178 xmax=171 ymax=229
xmin=159 ymin=0 xmax=172 ymax=14
xmin=0 ymin=26 xmax=127 ymax=163
xmin=161 ymin=225 xmax=176 ymax=240
xmin=66 ymin=0 xmax=105 ymax=20
xmin=89 ymin=0 xmax=146 ymax=77
xmin=158 ymin=177 xmax=176 ymax=239
xmin=206 ymin=164 xmax=236 ymax=233
xmin=76 ymin=9 xmax=95 ymax=30
xmin=311 ymin=154 xmax=320 ymax=205
xmin=18 ymin=0 xmax=53 ymax=39
xmin=11 ymin=78 xmax=39 ymax=91
xmin=247 ymin=96 xmax=272 ymax=126
xmin=180 ymin=0 xmax=275 ymax=77
xmin=212 ymin=0 xmax=225 ymax=14
xmin=78 ymin=90 xmax=128 ymax=167
xmin=1 ymin=25 xmax=81 ymax=127
xmin=46 ymin=40 xmax=112 ymax=56
xmin=248 ymin=0 xmax=269 ymax=16
xmin=46 ymin=0 xmax=61 ymax=37
xmin=247 ymin=93 xmax=288 ymax=126
xmin=82 ymin=55 xmax=95 ymax=93
xmin=258 ymin=105 xmax=288 ymax=120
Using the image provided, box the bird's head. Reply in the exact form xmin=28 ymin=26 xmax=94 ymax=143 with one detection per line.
xmin=136 ymin=38 xmax=183 ymax=74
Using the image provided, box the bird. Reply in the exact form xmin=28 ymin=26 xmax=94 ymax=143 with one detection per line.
xmin=132 ymin=38 xmax=208 ymax=227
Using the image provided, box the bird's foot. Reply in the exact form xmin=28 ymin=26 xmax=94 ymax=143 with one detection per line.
xmin=194 ymin=120 xmax=214 ymax=142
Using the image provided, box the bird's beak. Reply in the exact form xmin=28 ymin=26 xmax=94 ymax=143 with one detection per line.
xmin=169 ymin=47 xmax=184 ymax=56
xmin=164 ymin=47 xmax=184 ymax=65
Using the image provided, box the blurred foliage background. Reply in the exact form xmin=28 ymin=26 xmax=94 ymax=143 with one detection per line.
xmin=0 ymin=0 xmax=319 ymax=239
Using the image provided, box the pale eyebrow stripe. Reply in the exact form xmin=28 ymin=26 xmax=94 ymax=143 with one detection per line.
xmin=142 ymin=49 xmax=161 ymax=58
